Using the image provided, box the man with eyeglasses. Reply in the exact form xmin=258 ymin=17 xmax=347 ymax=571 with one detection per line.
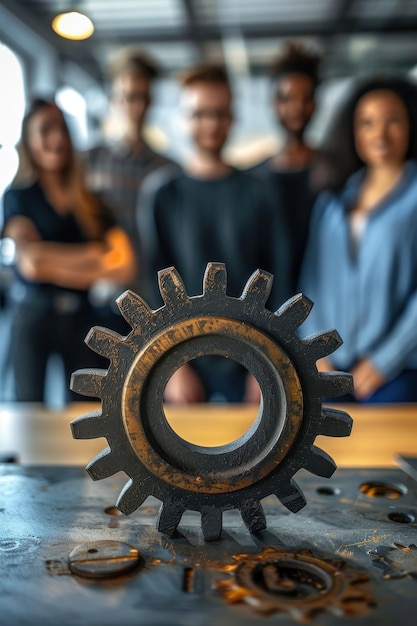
xmin=84 ymin=49 xmax=174 ymax=330
xmin=138 ymin=64 xmax=290 ymax=404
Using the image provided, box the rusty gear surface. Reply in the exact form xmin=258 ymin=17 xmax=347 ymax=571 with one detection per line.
xmin=214 ymin=547 xmax=374 ymax=621
xmin=70 ymin=262 xmax=353 ymax=540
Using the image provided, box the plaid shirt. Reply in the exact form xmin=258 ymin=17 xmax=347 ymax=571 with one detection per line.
xmin=84 ymin=140 xmax=173 ymax=241
xmin=84 ymin=140 xmax=173 ymax=294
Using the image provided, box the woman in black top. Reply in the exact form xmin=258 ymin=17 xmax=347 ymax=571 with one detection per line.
xmin=3 ymin=99 xmax=136 ymax=402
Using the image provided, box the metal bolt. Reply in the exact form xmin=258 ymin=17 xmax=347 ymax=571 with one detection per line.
xmin=69 ymin=540 xmax=140 ymax=579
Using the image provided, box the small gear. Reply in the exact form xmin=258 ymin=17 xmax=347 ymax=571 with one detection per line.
xmin=214 ymin=547 xmax=374 ymax=621
xmin=70 ymin=263 xmax=353 ymax=540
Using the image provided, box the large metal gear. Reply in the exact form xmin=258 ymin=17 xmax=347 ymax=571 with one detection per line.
xmin=70 ymin=262 xmax=353 ymax=541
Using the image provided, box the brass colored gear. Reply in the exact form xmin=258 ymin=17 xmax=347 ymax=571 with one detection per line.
xmin=214 ymin=547 xmax=375 ymax=620
xmin=70 ymin=263 xmax=353 ymax=540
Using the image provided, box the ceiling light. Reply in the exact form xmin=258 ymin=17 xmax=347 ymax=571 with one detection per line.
xmin=52 ymin=10 xmax=94 ymax=41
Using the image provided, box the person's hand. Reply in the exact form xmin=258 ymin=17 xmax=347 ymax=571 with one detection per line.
xmin=350 ymin=358 xmax=385 ymax=400
xmin=243 ymin=373 xmax=261 ymax=404
xmin=316 ymin=357 xmax=334 ymax=372
xmin=164 ymin=363 xmax=206 ymax=404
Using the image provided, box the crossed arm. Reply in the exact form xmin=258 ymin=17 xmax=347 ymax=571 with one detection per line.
xmin=4 ymin=216 xmax=137 ymax=291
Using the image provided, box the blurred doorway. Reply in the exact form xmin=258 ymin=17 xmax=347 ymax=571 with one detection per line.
xmin=0 ymin=43 xmax=25 ymax=400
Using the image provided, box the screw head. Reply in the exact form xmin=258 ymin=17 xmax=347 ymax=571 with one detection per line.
xmin=69 ymin=540 xmax=140 ymax=579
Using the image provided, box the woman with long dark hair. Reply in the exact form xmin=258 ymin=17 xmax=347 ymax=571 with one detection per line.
xmin=3 ymin=99 xmax=136 ymax=402
xmin=299 ymin=76 xmax=417 ymax=402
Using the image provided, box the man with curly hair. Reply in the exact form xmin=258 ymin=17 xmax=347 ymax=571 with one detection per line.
xmin=252 ymin=42 xmax=322 ymax=291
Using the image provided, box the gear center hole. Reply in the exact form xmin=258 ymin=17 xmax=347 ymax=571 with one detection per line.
xmin=249 ymin=559 xmax=333 ymax=599
xmin=163 ymin=356 xmax=261 ymax=447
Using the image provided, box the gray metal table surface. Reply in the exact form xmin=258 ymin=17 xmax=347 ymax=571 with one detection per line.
xmin=1 ymin=464 xmax=417 ymax=625
xmin=1 ymin=403 xmax=417 ymax=624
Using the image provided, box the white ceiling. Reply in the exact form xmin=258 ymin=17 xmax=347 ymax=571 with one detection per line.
xmin=2 ymin=0 xmax=417 ymax=83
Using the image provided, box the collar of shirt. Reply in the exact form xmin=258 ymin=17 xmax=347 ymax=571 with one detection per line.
xmin=340 ymin=160 xmax=417 ymax=217
xmin=111 ymin=139 xmax=155 ymax=162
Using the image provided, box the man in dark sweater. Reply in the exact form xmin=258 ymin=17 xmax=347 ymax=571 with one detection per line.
xmin=139 ymin=64 xmax=290 ymax=404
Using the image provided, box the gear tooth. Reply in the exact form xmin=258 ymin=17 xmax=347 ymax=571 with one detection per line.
xmin=86 ymin=448 xmax=118 ymax=480
xmin=241 ymin=269 xmax=273 ymax=305
xmin=116 ymin=479 xmax=151 ymax=515
xmin=85 ymin=326 xmax=123 ymax=358
xmin=157 ymin=499 xmax=185 ymax=536
xmin=304 ymin=329 xmax=343 ymax=360
xmin=321 ymin=408 xmax=353 ymax=437
xmin=239 ymin=499 xmax=266 ymax=534
xmin=116 ymin=290 xmax=153 ymax=327
xmin=275 ymin=480 xmax=307 ymax=513
xmin=276 ymin=293 xmax=313 ymax=329
xmin=318 ymin=371 xmax=353 ymax=398
xmin=158 ymin=266 xmax=189 ymax=305
xmin=70 ymin=368 xmax=106 ymax=398
xmin=201 ymin=505 xmax=223 ymax=541
xmin=203 ymin=262 xmax=227 ymax=295
xmin=304 ymin=446 xmax=337 ymax=478
xmin=71 ymin=409 xmax=104 ymax=440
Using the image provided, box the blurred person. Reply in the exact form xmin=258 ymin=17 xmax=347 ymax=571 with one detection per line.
xmin=251 ymin=42 xmax=321 ymax=291
xmin=2 ymin=99 xmax=136 ymax=403
xmin=85 ymin=49 xmax=174 ymax=269
xmin=299 ymin=76 xmax=417 ymax=402
xmin=138 ymin=64 xmax=290 ymax=404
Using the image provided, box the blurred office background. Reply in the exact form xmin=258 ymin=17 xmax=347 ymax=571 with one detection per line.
xmin=1 ymin=0 xmax=417 ymax=401
xmin=1 ymin=0 xmax=417 ymax=182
